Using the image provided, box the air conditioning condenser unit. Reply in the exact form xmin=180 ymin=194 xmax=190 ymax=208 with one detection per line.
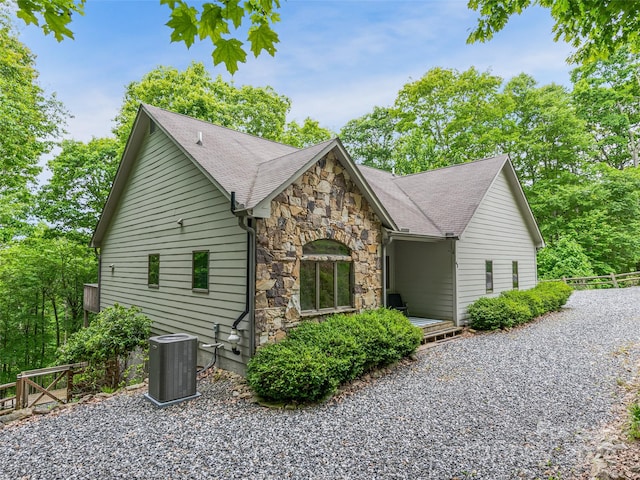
xmin=144 ymin=333 xmax=201 ymax=407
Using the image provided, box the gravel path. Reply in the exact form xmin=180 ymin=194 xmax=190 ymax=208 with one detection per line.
xmin=2 ymin=288 xmax=640 ymax=480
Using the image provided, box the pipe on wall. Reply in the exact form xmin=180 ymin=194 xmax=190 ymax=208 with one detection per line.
xmin=230 ymin=192 xmax=256 ymax=358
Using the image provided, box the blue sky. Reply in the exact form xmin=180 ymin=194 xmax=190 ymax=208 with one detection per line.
xmin=15 ymin=1 xmax=574 ymax=142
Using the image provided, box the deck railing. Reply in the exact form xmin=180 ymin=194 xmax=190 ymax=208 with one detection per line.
xmin=12 ymin=362 xmax=87 ymax=411
xmin=555 ymin=271 xmax=640 ymax=289
xmin=83 ymin=283 xmax=99 ymax=313
xmin=0 ymin=381 xmax=17 ymax=411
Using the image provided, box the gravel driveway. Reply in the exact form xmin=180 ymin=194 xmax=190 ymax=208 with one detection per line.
xmin=2 ymin=288 xmax=640 ymax=480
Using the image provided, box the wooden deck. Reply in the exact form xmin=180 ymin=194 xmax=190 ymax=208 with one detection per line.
xmin=409 ymin=317 xmax=463 ymax=343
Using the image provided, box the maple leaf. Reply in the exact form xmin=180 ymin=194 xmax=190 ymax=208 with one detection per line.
xmin=198 ymin=3 xmax=226 ymax=41
xmin=166 ymin=2 xmax=198 ymax=48
xmin=212 ymin=38 xmax=246 ymax=75
xmin=224 ymin=0 xmax=245 ymax=29
xmin=248 ymin=22 xmax=278 ymax=57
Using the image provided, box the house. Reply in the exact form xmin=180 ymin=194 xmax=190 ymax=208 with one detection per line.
xmin=88 ymin=104 xmax=544 ymax=374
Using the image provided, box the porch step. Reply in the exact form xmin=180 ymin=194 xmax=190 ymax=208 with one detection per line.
xmin=408 ymin=318 xmax=463 ymax=343
xmin=422 ymin=326 xmax=463 ymax=344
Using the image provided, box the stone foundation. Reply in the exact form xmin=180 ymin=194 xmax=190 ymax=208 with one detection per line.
xmin=255 ymin=151 xmax=382 ymax=346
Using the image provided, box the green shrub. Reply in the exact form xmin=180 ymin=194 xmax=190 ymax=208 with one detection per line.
xmin=468 ymin=296 xmax=532 ymax=330
xmin=247 ymin=308 xmax=422 ymax=403
xmin=245 ymin=342 xmax=340 ymax=402
xmin=501 ymin=289 xmax=546 ymax=318
xmin=468 ymin=281 xmax=572 ymax=331
xmin=57 ymin=304 xmax=152 ymax=390
xmin=532 ymin=281 xmax=573 ymax=311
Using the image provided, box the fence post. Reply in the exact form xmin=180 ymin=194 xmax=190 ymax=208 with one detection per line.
xmin=15 ymin=375 xmax=22 ymax=410
xmin=67 ymin=368 xmax=73 ymax=403
xmin=610 ymin=272 xmax=619 ymax=288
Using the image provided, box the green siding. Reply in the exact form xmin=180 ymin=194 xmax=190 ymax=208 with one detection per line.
xmin=393 ymin=240 xmax=454 ymax=320
xmin=99 ymin=130 xmax=248 ymax=374
xmin=456 ymin=170 xmax=538 ymax=323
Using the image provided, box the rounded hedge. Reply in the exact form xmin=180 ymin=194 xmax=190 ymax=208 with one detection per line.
xmin=468 ymin=281 xmax=572 ymax=331
xmin=246 ymin=308 xmax=423 ymax=403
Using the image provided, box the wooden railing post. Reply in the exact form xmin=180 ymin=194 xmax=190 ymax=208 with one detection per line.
xmin=610 ymin=272 xmax=619 ymax=288
xmin=15 ymin=375 xmax=23 ymax=410
xmin=67 ymin=369 xmax=73 ymax=403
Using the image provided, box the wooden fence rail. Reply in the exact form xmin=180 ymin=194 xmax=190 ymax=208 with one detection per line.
xmin=0 ymin=382 xmax=17 ymax=411
xmin=0 ymin=362 xmax=88 ymax=412
xmin=554 ymin=271 xmax=640 ymax=289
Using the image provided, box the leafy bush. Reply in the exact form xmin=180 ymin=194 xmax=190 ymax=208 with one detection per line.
xmin=532 ymin=281 xmax=572 ymax=311
xmin=247 ymin=308 xmax=422 ymax=403
xmin=501 ymin=289 xmax=546 ymax=318
xmin=468 ymin=297 xmax=532 ymax=330
xmin=468 ymin=281 xmax=572 ymax=331
xmin=57 ymin=304 xmax=152 ymax=390
xmin=537 ymin=236 xmax=595 ymax=279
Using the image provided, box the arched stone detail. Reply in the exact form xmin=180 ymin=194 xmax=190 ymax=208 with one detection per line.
xmin=254 ymin=151 xmax=383 ymax=346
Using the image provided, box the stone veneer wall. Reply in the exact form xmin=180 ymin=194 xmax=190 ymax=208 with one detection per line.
xmin=254 ymin=152 xmax=383 ymax=346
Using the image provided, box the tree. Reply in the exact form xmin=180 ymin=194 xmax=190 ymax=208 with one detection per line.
xmin=37 ymin=138 xmax=120 ymax=240
xmin=340 ymin=106 xmax=398 ymax=171
xmin=113 ymin=62 xmax=291 ymax=144
xmin=467 ymin=0 xmax=640 ymax=64
xmin=279 ymin=118 xmax=333 ymax=148
xmin=0 ymin=229 xmax=97 ymax=383
xmin=528 ymin=165 xmax=640 ymax=275
xmin=536 ymin=236 xmax=594 ymax=279
xmin=113 ymin=62 xmax=330 ymax=148
xmin=571 ymin=46 xmax=640 ymax=169
xmin=0 ymin=12 xmax=65 ymax=241
xmin=393 ymin=67 xmax=507 ymax=170
xmin=11 ymin=0 xmax=281 ymax=74
xmin=500 ymin=74 xmax=594 ymax=184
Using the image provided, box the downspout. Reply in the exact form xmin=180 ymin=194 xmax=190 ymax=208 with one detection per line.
xmin=230 ymin=192 xmax=256 ymax=358
xmin=95 ymin=248 xmax=101 ymax=312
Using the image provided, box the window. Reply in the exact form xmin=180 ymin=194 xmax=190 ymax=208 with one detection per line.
xmin=192 ymin=251 xmax=209 ymax=291
xmin=148 ymin=254 xmax=159 ymax=287
xmin=300 ymin=240 xmax=352 ymax=311
xmin=485 ymin=260 xmax=493 ymax=293
xmin=512 ymin=261 xmax=519 ymax=289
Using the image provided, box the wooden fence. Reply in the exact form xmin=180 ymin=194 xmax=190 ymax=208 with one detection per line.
xmin=556 ymin=271 xmax=640 ymax=289
xmin=0 ymin=362 xmax=87 ymax=413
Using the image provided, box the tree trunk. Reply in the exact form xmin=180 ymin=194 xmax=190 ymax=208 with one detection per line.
xmin=52 ymin=296 xmax=60 ymax=347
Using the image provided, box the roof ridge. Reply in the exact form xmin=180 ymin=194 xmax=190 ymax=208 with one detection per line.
xmin=393 ymin=154 xmax=508 ymax=179
xmin=245 ymin=139 xmax=339 ymax=208
xmin=254 ymin=137 xmax=336 ymax=166
xmin=142 ymin=103 xmax=301 ymax=151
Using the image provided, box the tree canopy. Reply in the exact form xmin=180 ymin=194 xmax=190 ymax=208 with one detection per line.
xmin=0 ymin=12 xmax=65 ymax=241
xmin=571 ymin=46 xmax=640 ymax=169
xmin=114 ymin=62 xmax=331 ymax=146
xmin=467 ymin=0 xmax=640 ymax=64
xmin=37 ymin=138 xmax=120 ymax=240
xmin=340 ymin=66 xmax=592 ymax=182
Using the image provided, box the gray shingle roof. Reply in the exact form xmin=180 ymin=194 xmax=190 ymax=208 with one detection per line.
xmin=93 ymin=105 xmax=541 ymax=247
xmin=144 ymin=104 xmax=300 ymax=206
xmin=358 ymin=166 xmax=443 ymax=237
xmin=360 ymin=156 xmax=508 ymax=237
